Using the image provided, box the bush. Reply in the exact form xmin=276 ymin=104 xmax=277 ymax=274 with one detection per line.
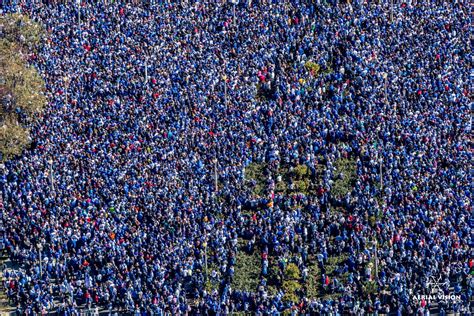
xmin=279 ymin=263 xmax=302 ymax=303
xmin=282 ymin=280 xmax=301 ymax=303
xmin=275 ymin=180 xmax=287 ymax=193
xmin=294 ymin=180 xmax=309 ymax=193
xmin=293 ymin=164 xmax=309 ymax=180
xmin=369 ymin=215 xmax=376 ymax=227
xmin=282 ymin=291 xmax=299 ymax=304
xmin=304 ymin=61 xmax=321 ymax=75
xmin=285 ymin=263 xmax=301 ymax=280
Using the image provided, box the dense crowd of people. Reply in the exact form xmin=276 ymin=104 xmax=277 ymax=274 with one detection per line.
xmin=1 ymin=0 xmax=471 ymax=315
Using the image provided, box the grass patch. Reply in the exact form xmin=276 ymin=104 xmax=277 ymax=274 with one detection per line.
xmin=362 ymin=280 xmax=378 ymax=295
xmin=323 ymin=293 xmax=342 ymax=300
xmin=331 ymin=158 xmax=357 ymax=198
xmin=327 ymin=254 xmax=348 ymax=266
xmin=205 ymin=278 xmax=219 ymax=293
xmin=245 ymin=156 xmax=332 ymax=199
xmin=244 ymin=162 xmax=267 ymax=197
xmin=306 ymin=254 xmax=349 ymax=300
xmin=267 ymin=259 xmax=282 ymax=296
xmin=306 ymin=257 xmax=320 ymax=299
xmin=246 ymin=162 xmax=324 ymax=198
xmin=204 ymin=261 xmax=221 ymax=293
xmin=276 ymin=164 xmax=313 ymax=196
xmin=232 ymin=242 xmax=261 ymax=292
xmin=325 ymin=254 xmax=349 ymax=276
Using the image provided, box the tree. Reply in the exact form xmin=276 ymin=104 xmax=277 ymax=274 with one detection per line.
xmin=0 ymin=14 xmax=46 ymax=159
xmin=1 ymin=13 xmax=44 ymax=49
xmin=0 ymin=116 xmax=30 ymax=159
